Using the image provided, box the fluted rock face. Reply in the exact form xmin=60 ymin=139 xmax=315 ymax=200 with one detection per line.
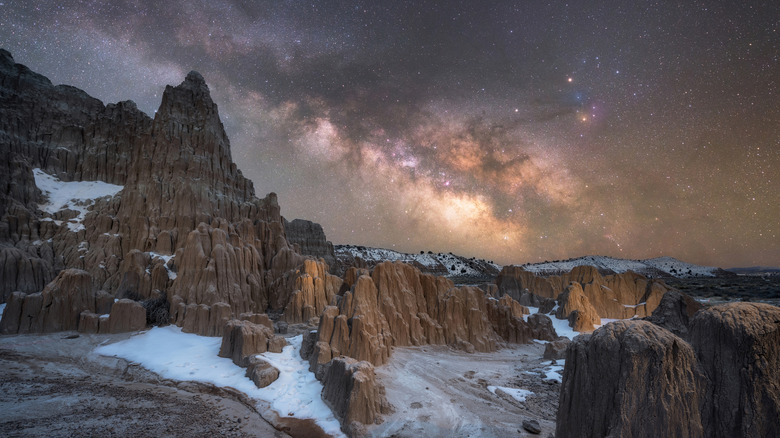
xmin=557 ymin=320 xmax=703 ymax=438
xmin=283 ymin=259 xmax=343 ymax=323
xmin=321 ymin=357 xmax=391 ymax=429
xmin=555 ymin=282 xmax=601 ymax=332
xmin=496 ymin=265 xmax=669 ymax=320
xmin=308 ymin=261 xmax=555 ymax=373
xmin=558 ymin=303 xmax=780 ymax=438
xmin=0 ymin=49 xmax=149 ymax=301
xmin=0 ymin=269 xmax=102 ymax=333
xmin=0 ymin=49 xmax=325 ymax=336
xmin=689 ymin=303 xmax=780 ymax=438
xmin=284 ymin=218 xmax=337 ymax=271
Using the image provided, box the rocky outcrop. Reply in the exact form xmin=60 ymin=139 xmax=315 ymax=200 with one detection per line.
xmin=496 ymin=265 xmax=669 ymax=320
xmin=307 ymin=261 xmax=555 ymax=373
xmin=0 ymin=49 xmax=332 ymax=337
xmin=557 ymin=320 xmax=703 ymax=438
xmin=218 ymin=319 xmax=287 ymax=367
xmin=107 ymin=298 xmax=146 ymax=333
xmin=282 ymin=259 xmax=343 ymax=324
xmin=0 ymin=49 xmax=151 ymax=302
xmin=246 ymin=356 xmax=280 ymax=388
xmin=284 ymin=218 xmax=337 ymax=271
xmin=689 ymin=303 xmax=780 ymax=438
xmin=557 ymin=303 xmax=780 ymax=437
xmin=555 ymin=283 xmax=601 ymax=332
xmin=0 ymin=269 xmax=104 ymax=334
xmin=321 ymin=357 xmax=391 ymax=433
xmin=644 ymin=290 xmax=702 ymax=337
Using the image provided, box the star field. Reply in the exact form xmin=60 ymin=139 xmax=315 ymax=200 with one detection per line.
xmin=1 ymin=1 xmax=778 ymax=267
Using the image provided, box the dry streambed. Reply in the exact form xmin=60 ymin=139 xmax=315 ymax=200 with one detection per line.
xmin=367 ymin=342 xmax=560 ymax=437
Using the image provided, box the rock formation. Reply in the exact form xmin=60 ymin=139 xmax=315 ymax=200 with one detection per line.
xmin=246 ymin=356 xmax=280 ymax=388
xmin=558 ymin=303 xmax=780 ymax=437
xmin=643 ymin=290 xmax=702 ymax=337
xmin=557 ymin=320 xmax=703 ymax=438
xmin=306 ymin=261 xmax=556 ymax=372
xmin=0 ymin=49 xmax=327 ymax=337
xmin=283 ymin=218 xmax=337 ymax=271
xmin=107 ymin=299 xmax=146 ymax=333
xmin=282 ymin=259 xmax=343 ymax=324
xmin=321 ymin=357 xmax=391 ymax=432
xmin=555 ymin=283 xmax=601 ymax=332
xmin=218 ymin=319 xmax=287 ymax=367
xmin=1 ymin=269 xmax=101 ymax=333
xmin=497 ymin=264 xmax=669 ymax=320
xmin=688 ymin=303 xmax=780 ymax=438
xmin=543 ymin=337 xmax=571 ymax=360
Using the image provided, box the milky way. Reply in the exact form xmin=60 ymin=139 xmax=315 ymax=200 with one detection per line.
xmin=2 ymin=1 xmax=778 ymax=267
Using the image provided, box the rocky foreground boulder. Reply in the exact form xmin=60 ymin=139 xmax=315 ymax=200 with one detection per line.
xmin=321 ymin=357 xmax=392 ymax=434
xmin=689 ymin=303 xmax=780 ymax=438
xmin=557 ymin=302 xmax=780 ymax=437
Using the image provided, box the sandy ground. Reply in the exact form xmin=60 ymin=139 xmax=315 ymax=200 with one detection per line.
xmin=365 ymin=342 xmax=559 ymax=438
xmin=0 ymin=332 xmax=293 ymax=438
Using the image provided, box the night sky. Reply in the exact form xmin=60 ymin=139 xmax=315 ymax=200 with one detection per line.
xmin=2 ymin=1 xmax=778 ymax=267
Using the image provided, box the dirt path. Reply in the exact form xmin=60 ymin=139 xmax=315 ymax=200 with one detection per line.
xmin=0 ymin=332 xmax=291 ymax=438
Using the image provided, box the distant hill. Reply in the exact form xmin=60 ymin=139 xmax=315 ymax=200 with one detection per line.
xmin=519 ymin=255 xmax=731 ymax=279
xmin=726 ymin=266 xmax=780 ymax=276
xmin=335 ymin=246 xmax=730 ymax=280
xmin=334 ymin=245 xmax=501 ymax=283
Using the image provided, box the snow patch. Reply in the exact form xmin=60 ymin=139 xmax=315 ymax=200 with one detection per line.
xmin=488 ymin=385 xmax=533 ymax=402
xmin=33 ymin=168 xmax=123 ymax=232
xmin=542 ymin=361 xmax=565 ymax=383
xmin=0 ymin=303 xmax=6 ymax=318
xmin=95 ymin=327 xmax=344 ymax=437
xmin=149 ymin=252 xmax=177 ymax=280
xmin=524 ymin=307 xmax=579 ymax=340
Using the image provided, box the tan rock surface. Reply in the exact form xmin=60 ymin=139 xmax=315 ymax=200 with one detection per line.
xmin=496 ymin=264 xmax=670 ymax=319
xmin=555 ymin=282 xmax=601 ymax=332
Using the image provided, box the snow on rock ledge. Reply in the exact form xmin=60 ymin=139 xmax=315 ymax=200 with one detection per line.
xmin=33 ymin=168 xmax=123 ymax=232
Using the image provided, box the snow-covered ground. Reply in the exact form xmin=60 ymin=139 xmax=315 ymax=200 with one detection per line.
xmin=525 ymin=306 xmax=579 ymax=340
xmin=33 ymin=168 xmax=123 ymax=232
xmin=95 ymin=326 xmax=344 ymax=437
